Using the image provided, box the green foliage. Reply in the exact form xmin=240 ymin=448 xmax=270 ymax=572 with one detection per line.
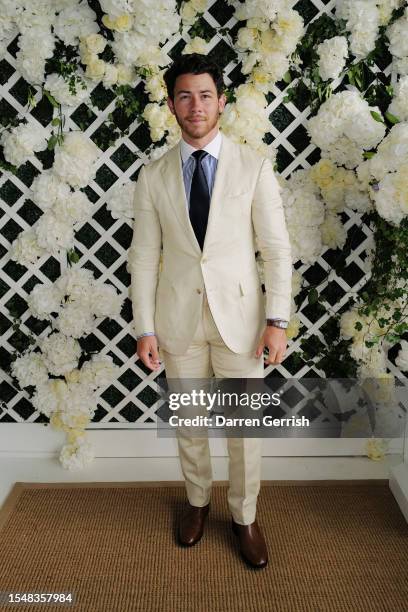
xmin=356 ymin=214 xmax=408 ymax=345
xmin=42 ymin=89 xmax=65 ymax=148
xmin=224 ymin=87 xmax=236 ymax=104
xmin=284 ymin=4 xmax=408 ymax=376
xmin=104 ymin=84 xmax=146 ymax=146
xmin=114 ymin=84 xmax=142 ymax=118
xmin=370 ymin=110 xmax=384 ymax=123
xmin=45 ymin=40 xmax=87 ymax=97
xmin=67 ymin=249 xmax=80 ymax=264
xmin=384 ymin=111 xmax=400 ymax=124
xmin=308 ymin=287 xmax=318 ymax=304
xmin=187 ymin=15 xmax=215 ymax=42
xmin=0 ymin=159 xmax=17 ymax=174
xmin=284 ymin=14 xmax=346 ymax=111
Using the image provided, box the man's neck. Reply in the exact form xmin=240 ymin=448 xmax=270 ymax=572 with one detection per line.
xmin=181 ymin=125 xmax=220 ymax=149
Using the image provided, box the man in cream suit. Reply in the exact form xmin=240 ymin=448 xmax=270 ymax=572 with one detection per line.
xmin=129 ymin=54 xmax=292 ymax=569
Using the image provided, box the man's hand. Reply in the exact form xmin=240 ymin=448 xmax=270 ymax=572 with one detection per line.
xmin=136 ymin=335 xmax=161 ymax=371
xmin=255 ymin=326 xmax=287 ymax=365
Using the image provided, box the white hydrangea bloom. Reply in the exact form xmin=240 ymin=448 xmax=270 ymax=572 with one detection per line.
xmin=340 ymin=308 xmax=365 ymax=340
xmin=40 ymin=332 xmax=82 ymax=376
xmin=34 ymin=211 xmax=75 ymax=255
xmin=53 ymin=2 xmax=99 ymax=46
xmin=232 ymin=0 xmax=287 ymax=22
xmin=387 ymin=75 xmax=408 ymax=121
xmin=79 ymin=354 xmax=120 ymax=390
xmin=55 ymin=302 xmax=95 ymax=338
xmin=335 ymin=0 xmax=380 ymax=59
xmin=220 ymin=84 xmax=271 ymax=150
xmin=321 ymin=212 xmax=347 ymax=250
xmin=183 ymin=36 xmax=208 ymax=55
xmin=44 ymin=71 xmax=93 ymax=107
xmin=0 ymin=0 xmax=21 ymax=51
xmin=291 ymin=270 xmax=303 ymax=297
xmin=110 ymin=1 xmax=179 ymax=68
xmin=386 ymin=6 xmax=408 ymax=65
xmin=377 ymin=0 xmax=404 ymax=27
xmin=1 ymin=122 xmax=49 ymax=166
xmin=31 ymin=380 xmax=60 ymax=417
xmin=53 ymin=190 xmax=93 ymax=227
xmin=16 ymin=24 xmax=55 ymax=84
xmin=58 ymin=382 xmax=96 ymax=421
xmin=374 ymin=166 xmax=408 ymax=226
xmin=60 ymin=439 xmax=95 ymax=471
xmin=55 ymin=267 xmax=96 ymax=303
xmin=27 ymin=283 xmax=62 ymax=320
xmin=392 ymin=55 xmax=408 ymax=76
xmin=10 ymin=229 xmax=47 ymax=266
xmin=357 ymin=344 xmax=388 ymax=377
xmin=307 ymin=91 xmax=386 ymax=168
xmin=11 ymin=352 xmax=49 ymax=389
xmin=53 ymin=131 xmax=99 ymax=188
xmin=100 ymin=0 xmax=134 ymax=17
xmin=317 ymin=36 xmax=348 ymax=81
xmin=31 ymin=171 xmax=71 ymax=212
xmin=90 ymin=283 xmax=123 ymax=317
xmin=280 ymin=168 xmax=325 ymax=264
xmin=107 ymin=181 xmax=135 ymax=220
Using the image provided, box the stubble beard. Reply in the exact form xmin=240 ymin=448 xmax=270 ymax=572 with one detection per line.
xmin=173 ymin=108 xmax=221 ymax=141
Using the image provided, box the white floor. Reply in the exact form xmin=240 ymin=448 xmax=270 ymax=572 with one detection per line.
xmin=0 ymin=454 xmax=402 ymax=510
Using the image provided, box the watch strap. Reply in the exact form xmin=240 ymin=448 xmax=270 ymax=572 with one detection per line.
xmin=266 ymin=318 xmax=289 ymax=329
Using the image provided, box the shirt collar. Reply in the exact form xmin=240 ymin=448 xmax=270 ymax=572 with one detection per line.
xmin=180 ymin=130 xmax=222 ymax=165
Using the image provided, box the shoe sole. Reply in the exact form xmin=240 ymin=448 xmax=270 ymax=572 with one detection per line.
xmin=178 ymin=533 xmax=204 ymax=547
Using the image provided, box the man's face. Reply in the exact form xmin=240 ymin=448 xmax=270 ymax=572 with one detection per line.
xmin=167 ymin=72 xmax=226 ymax=140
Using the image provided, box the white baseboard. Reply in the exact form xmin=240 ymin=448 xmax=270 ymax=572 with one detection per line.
xmin=0 ymin=455 xmax=401 ymax=510
xmin=0 ymin=424 xmax=404 ymax=457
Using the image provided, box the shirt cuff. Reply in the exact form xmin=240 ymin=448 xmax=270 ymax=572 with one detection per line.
xmin=136 ymin=332 xmax=155 ymax=340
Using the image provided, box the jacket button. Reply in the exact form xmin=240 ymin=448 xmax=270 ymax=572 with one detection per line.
xmin=196 ymin=288 xmax=202 ymax=294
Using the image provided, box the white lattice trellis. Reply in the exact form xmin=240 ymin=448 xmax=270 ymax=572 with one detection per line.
xmin=0 ymin=0 xmax=406 ymax=433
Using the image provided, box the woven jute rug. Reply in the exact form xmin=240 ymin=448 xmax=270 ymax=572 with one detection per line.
xmin=0 ymin=481 xmax=407 ymax=612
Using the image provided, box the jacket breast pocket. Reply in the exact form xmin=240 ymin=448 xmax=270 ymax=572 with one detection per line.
xmin=224 ymin=190 xmax=252 ymax=218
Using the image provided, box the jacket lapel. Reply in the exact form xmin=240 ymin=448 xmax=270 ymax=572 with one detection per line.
xmin=159 ymin=133 xmax=237 ymax=254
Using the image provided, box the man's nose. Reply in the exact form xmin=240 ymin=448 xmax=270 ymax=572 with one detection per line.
xmin=190 ymin=96 xmax=203 ymax=110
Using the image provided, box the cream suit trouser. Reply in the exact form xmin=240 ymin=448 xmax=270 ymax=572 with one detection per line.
xmin=159 ymin=289 xmax=264 ymax=525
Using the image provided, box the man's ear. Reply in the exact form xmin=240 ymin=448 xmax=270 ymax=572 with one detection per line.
xmin=167 ymin=96 xmax=175 ymax=115
xmin=218 ymin=92 xmax=227 ymax=113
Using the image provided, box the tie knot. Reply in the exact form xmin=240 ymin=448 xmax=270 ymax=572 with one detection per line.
xmin=192 ymin=150 xmax=208 ymax=162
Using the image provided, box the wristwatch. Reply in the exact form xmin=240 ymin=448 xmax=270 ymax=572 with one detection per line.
xmin=266 ymin=318 xmax=289 ymax=329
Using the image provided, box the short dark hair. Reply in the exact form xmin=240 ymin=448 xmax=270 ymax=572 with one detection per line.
xmin=163 ymin=53 xmax=224 ymax=101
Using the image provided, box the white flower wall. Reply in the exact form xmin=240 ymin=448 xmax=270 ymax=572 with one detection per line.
xmin=0 ymin=0 xmax=407 ymax=469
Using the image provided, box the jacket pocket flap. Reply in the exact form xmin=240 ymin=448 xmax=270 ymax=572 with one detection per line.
xmin=239 ymin=273 xmax=261 ymax=296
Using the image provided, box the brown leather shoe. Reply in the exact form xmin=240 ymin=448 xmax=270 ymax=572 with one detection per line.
xmin=178 ymin=502 xmax=210 ymax=546
xmin=232 ymin=517 xmax=268 ymax=568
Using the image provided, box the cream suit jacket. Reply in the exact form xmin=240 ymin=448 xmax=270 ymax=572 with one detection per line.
xmin=128 ymin=133 xmax=292 ymax=355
